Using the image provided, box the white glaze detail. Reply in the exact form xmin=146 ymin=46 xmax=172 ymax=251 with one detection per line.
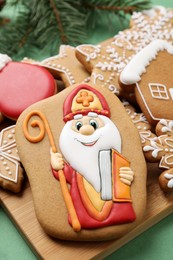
xmin=76 ymin=44 xmax=101 ymax=62
xmin=0 ymin=125 xmax=20 ymax=183
xmin=59 ymin=115 xmax=121 ymax=192
xmin=120 ymin=40 xmax=173 ymax=85
xmin=0 ymin=53 xmax=12 ymax=70
xmin=41 ymin=45 xmax=76 ymax=85
xmin=148 ymin=83 xmax=169 ymax=100
xmin=143 ymin=139 xmax=163 ymax=158
xmin=164 ymin=173 xmax=173 ymax=188
xmin=92 ymin=72 xmax=104 ymax=84
xmin=159 ymin=119 xmax=173 ymax=133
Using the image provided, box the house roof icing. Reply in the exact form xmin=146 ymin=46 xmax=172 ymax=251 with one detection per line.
xmin=120 ymin=40 xmax=173 ymax=85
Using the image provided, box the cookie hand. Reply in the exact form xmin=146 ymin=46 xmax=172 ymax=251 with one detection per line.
xmin=50 ymin=148 xmax=64 ymax=170
xmin=119 ymin=167 xmax=134 ymax=186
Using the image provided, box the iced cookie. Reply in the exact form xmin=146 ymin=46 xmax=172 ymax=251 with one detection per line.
xmin=120 ymin=40 xmax=173 ymax=126
xmin=143 ymin=119 xmax=173 ymax=192
xmin=0 ymin=53 xmax=56 ymax=121
xmin=76 ymin=7 xmax=173 ymax=100
xmin=0 ymin=125 xmax=24 ymax=193
xmin=16 ymin=83 xmax=146 ymax=241
xmin=41 ymin=45 xmax=90 ymax=87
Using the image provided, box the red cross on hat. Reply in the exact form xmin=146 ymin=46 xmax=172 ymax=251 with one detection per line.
xmin=63 ymin=84 xmax=110 ymax=122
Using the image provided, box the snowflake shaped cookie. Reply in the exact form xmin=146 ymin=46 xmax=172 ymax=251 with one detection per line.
xmin=143 ymin=119 xmax=173 ymax=191
xmin=76 ymin=7 xmax=173 ymax=102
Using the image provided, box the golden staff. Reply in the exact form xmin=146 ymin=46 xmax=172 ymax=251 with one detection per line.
xmin=23 ymin=110 xmax=81 ymax=232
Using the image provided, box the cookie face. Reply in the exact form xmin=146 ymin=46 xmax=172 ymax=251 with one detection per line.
xmin=0 ymin=55 xmax=56 ymax=120
xmin=16 ymin=83 xmax=146 ymax=241
xmin=120 ymin=40 xmax=173 ymax=125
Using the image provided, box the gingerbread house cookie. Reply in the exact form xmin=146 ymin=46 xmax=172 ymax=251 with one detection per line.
xmin=120 ymin=40 xmax=173 ymax=125
xmin=76 ymin=7 xmax=173 ymax=101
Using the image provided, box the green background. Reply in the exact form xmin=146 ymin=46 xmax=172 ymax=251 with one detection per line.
xmin=1 ymin=0 xmax=173 ymax=259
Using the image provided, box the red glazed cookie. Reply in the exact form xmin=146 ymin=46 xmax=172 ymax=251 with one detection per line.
xmin=15 ymin=83 xmax=146 ymax=241
xmin=0 ymin=54 xmax=56 ymax=121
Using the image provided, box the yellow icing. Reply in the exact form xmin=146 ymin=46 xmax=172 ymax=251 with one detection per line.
xmin=71 ymin=90 xmax=103 ymax=112
xmin=83 ymin=178 xmax=105 ymax=212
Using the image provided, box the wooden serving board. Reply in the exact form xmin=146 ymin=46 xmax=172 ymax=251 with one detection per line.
xmin=1 ymin=162 xmax=173 ymax=260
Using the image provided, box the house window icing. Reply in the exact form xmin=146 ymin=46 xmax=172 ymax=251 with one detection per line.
xmin=148 ymin=83 xmax=169 ymax=100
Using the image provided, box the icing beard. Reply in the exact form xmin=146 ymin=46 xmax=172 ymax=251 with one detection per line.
xmin=59 ymin=115 xmax=121 ymax=192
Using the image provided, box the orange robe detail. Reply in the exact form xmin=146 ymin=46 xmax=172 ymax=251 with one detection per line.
xmin=52 ymin=151 xmax=136 ymax=229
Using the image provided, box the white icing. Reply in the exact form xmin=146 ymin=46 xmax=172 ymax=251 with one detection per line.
xmin=108 ymin=85 xmax=119 ymax=95
xmin=143 ymin=139 xmax=163 ymax=158
xmin=92 ymin=72 xmax=104 ymax=84
xmin=135 ymin=82 xmax=169 ymax=122
xmin=141 ymin=6 xmax=166 ymax=18
xmin=41 ymin=45 xmax=76 ymax=85
xmin=148 ymin=83 xmax=169 ymax=100
xmin=59 ymin=115 xmax=121 ymax=192
xmin=159 ymin=119 xmax=173 ymax=133
xmin=164 ymin=173 xmax=173 ymax=188
xmin=120 ymin=40 xmax=173 ymax=85
xmin=76 ymin=44 xmax=101 ymax=62
xmin=139 ymin=131 xmax=157 ymax=144
xmin=74 ymin=114 xmax=83 ymax=120
xmin=0 ymin=54 xmax=12 ymax=70
xmin=88 ymin=112 xmax=98 ymax=118
xmin=0 ymin=125 xmax=20 ymax=183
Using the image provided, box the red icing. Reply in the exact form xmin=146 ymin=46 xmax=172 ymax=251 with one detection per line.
xmin=52 ymin=163 xmax=136 ymax=229
xmin=0 ymin=62 xmax=55 ymax=120
xmin=63 ymin=84 xmax=111 ymax=122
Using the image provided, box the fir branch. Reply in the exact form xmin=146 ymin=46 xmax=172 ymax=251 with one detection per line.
xmin=83 ymin=0 xmax=151 ymax=13
xmin=0 ymin=0 xmax=152 ymax=60
xmin=82 ymin=0 xmax=151 ymax=33
xmin=49 ymin=0 xmax=68 ymax=44
xmin=30 ymin=0 xmax=88 ymax=54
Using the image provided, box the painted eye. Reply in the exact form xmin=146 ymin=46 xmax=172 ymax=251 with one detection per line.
xmin=90 ymin=119 xmax=98 ymax=130
xmin=75 ymin=121 xmax=83 ymax=131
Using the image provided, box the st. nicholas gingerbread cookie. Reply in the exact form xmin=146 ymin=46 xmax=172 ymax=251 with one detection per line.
xmin=15 ymin=83 xmax=147 ymax=241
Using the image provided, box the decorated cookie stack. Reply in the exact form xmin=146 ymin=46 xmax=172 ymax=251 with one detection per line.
xmin=1 ymin=5 xmax=173 ymax=242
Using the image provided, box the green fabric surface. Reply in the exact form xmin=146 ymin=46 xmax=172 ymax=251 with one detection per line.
xmin=1 ymin=0 xmax=173 ymax=259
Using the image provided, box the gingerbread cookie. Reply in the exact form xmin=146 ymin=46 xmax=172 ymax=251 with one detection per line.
xmin=41 ymin=45 xmax=90 ymax=87
xmin=142 ymin=119 xmax=173 ymax=192
xmin=120 ymin=39 xmax=173 ymax=126
xmin=0 ymin=125 xmax=24 ymax=193
xmin=16 ymin=83 xmax=146 ymax=241
xmin=76 ymin=7 xmax=173 ymax=101
xmin=0 ymin=53 xmax=56 ymax=121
